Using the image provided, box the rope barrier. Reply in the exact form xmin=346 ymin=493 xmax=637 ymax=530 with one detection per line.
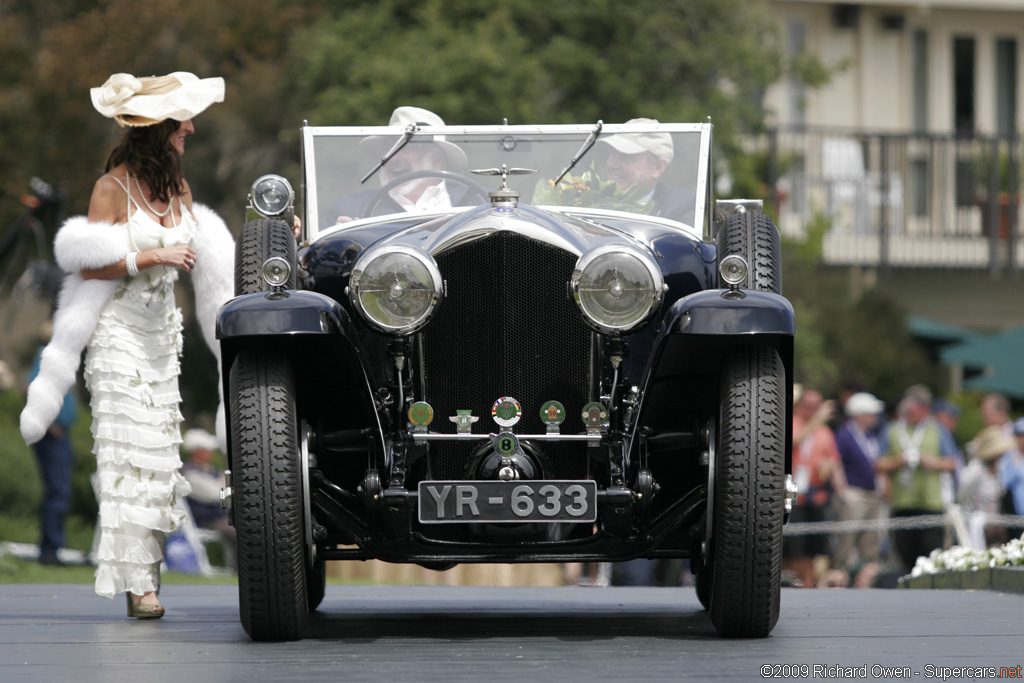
xmin=783 ymin=510 xmax=1024 ymax=536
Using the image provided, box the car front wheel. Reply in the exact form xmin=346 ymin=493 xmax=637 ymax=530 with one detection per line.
xmin=708 ymin=344 xmax=785 ymax=638
xmin=230 ymin=347 xmax=308 ymax=641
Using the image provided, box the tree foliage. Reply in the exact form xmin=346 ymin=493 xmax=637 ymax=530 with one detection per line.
xmin=0 ymin=0 xmax=842 ymax=422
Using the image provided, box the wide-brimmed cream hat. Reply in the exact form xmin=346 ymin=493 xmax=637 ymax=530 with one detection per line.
xmin=360 ymin=106 xmax=467 ymax=170
xmin=91 ymin=72 xmax=225 ymax=127
xmin=599 ymin=118 xmax=674 ymax=163
xmin=973 ymin=425 xmax=1015 ymax=462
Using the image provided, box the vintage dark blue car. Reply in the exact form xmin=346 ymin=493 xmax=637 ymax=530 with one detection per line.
xmin=217 ymin=120 xmax=797 ymax=641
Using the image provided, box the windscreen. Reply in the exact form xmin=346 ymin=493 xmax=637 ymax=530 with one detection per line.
xmin=305 ymin=125 xmax=706 ymax=236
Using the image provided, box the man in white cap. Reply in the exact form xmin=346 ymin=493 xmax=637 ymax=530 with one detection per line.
xmin=833 ymin=391 xmax=886 ymax=570
xmin=329 ymin=106 xmax=468 ymax=224
xmin=599 ymin=118 xmax=694 ymax=223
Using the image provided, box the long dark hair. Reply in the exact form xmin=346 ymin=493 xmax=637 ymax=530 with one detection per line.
xmin=104 ymin=119 xmax=184 ymax=203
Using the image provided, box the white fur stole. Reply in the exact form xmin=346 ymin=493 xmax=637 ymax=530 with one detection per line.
xmin=21 ymin=203 xmax=235 ymax=449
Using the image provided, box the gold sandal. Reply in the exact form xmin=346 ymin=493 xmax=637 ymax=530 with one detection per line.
xmin=126 ymin=593 xmax=165 ymax=619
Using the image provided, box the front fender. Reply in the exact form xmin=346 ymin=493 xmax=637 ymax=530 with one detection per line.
xmin=216 ymin=290 xmax=386 ymax=472
xmin=634 ymin=289 xmax=795 ymax=471
xmin=665 ymin=289 xmax=795 ymax=336
xmin=217 ymin=290 xmax=349 ymax=338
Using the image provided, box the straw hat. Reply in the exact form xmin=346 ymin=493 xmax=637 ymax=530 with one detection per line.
xmin=973 ymin=425 xmax=1014 ymax=462
xmin=360 ymin=106 xmax=467 ymax=170
xmin=91 ymin=72 xmax=225 ymax=127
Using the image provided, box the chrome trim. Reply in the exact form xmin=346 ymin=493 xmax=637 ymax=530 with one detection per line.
xmin=570 ymin=243 xmax=665 ymax=335
xmin=784 ymin=474 xmax=798 ymax=524
xmin=411 ymin=432 xmax=600 ymax=442
xmin=302 ymin=126 xmax=320 ymax=240
xmin=704 ymin=416 xmax=716 ymax=566
xmin=300 ymin=421 xmax=315 ymax=567
xmin=718 ymin=254 xmax=748 ymax=288
xmin=261 ymin=256 xmax=292 ymax=289
xmin=248 ymin=174 xmax=294 ymax=218
xmin=348 ymin=244 xmax=443 ymax=335
xmin=425 ymin=210 xmax=586 ymax=258
xmin=696 ymin=121 xmax=713 ymax=238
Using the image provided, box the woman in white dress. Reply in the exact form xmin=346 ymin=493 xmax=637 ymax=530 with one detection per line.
xmin=21 ymin=72 xmax=234 ymax=619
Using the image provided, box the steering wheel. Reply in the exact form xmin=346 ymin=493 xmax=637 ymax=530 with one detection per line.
xmin=364 ymin=170 xmax=492 ymax=216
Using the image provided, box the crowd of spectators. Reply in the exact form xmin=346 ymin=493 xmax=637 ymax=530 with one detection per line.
xmin=783 ymin=385 xmax=1024 ymax=588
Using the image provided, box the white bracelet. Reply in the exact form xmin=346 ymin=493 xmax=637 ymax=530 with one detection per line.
xmin=126 ymin=251 xmax=139 ymax=277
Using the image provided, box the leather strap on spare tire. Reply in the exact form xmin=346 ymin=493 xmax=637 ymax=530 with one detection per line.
xmin=716 ymin=210 xmax=782 ymax=294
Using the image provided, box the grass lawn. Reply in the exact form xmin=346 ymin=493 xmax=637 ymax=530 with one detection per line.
xmin=0 ymin=512 xmax=237 ymax=585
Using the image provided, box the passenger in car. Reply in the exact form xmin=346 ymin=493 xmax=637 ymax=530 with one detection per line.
xmin=328 ymin=106 xmax=468 ymax=224
xmin=597 ymin=118 xmax=695 ymax=224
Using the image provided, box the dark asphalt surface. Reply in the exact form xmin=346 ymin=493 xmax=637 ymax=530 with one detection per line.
xmin=1 ymin=584 xmax=1022 ymax=682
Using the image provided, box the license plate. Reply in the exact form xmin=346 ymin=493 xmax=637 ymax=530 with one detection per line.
xmin=418 ymin=480 xmax=598 ymax=524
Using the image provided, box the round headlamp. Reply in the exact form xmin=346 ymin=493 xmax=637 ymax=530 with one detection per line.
xmin=261 ymin=256 xmax=292 ymax=289
xmin=249 ymin=174 xmax=294 ymax=217
xmin=719 ymin=254 xmax=748 ymax=288
xmin=571 ymin=245 xmax=664 ymax=335
xmin=349 ymin=245 xmax=443 ymax=335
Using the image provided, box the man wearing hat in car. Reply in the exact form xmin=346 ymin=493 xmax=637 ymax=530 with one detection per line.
xmin=598 ymin=118 xmax=695 ymax=224
xmin=328 ymin=106 xmax=468 ymax=224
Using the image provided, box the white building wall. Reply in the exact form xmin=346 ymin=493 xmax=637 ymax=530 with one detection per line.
xmin=764 ymin=0 xmax=1024 ymax=136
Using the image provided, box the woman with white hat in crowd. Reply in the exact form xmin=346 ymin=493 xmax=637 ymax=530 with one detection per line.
xmin=21 ymin=71 xmax=235 ymax=618
xmin=959 ymin=425 xmax=1014 ymax=550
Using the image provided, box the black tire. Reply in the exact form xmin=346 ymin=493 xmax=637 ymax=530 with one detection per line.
xmin=306 ymin=559 xmax=326 ymax=612
xmin=708 ymin=345 xmax=785 ymax=638
xmin=230 ymin=347 xmax=308 ymax=641
xmin=716 ymin=211 xmax=782 ymax=293
xmin=235 ymin=218 xmax=297 ymax=296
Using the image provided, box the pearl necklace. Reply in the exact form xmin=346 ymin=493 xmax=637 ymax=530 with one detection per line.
xmin=131 ymin=172 xmax=175 ymax=224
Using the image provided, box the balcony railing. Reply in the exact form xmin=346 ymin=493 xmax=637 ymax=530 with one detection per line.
xmin=749 ymin=128 xmax=1023 ymax=272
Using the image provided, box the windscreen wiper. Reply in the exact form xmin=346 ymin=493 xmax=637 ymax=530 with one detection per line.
xmin=553 ymin=120 xmax=603 ymax=186
xmin=360 ymin=123 xmax=417 ymax=184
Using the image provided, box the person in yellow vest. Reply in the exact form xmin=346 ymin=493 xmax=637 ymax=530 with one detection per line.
xmin=874 ymin=385 xmax=956 ymax=571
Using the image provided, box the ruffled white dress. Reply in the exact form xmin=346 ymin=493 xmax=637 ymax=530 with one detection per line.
xmin=84 ymin=182 xmax=194 ymax=598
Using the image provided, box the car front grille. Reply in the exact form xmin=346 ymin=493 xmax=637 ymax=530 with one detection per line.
xmin=421 ymin=230 xmax=591 ymax=480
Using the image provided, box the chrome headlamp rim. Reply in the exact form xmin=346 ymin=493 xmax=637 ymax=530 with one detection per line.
xmin=248 ymin=174 xmax=295 ymax=218
xmin=718 ymin=254 xmax=749 ymax=288
xmin=570 ymin=243 xmax=665 ymax=336
xmin=348 ymin=244 xmax=443 ymax=336
xmin=261 ymin=256 xmax=292 ymax=289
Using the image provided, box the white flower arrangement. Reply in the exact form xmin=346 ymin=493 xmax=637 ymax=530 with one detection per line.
xmin=910 ymin=533 xmax=1024 ymax=577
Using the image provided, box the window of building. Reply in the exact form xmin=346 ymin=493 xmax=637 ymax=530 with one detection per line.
xmin=954 ymin=36 xmax=976 ymax=135
xmin=995 ymin=38 xmax=1018 ymax=138
xmin=912 ymin=30 xmax=928 ymax=132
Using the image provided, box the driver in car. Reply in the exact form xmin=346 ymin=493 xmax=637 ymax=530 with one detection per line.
xmin=599 ymin=118 xmax=694 ymax=224
xmin=329 ymin=106 xmax=467 ymax=224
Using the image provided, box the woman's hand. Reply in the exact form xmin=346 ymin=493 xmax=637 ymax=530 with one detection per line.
xmin=153 ymin=244 xmax=198 ymax=273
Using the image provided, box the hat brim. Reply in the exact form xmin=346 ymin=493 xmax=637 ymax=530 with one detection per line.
xmin=92 ymin=73 xmax=225 ymax=128
xmin=359 ymin=135 xmax=467 ymax=171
